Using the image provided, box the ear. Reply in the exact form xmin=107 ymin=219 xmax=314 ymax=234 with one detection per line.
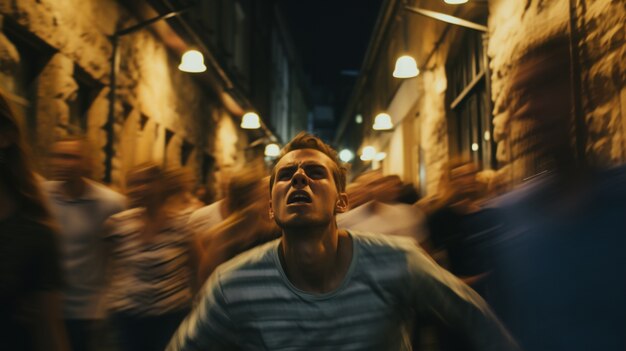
xmin=335 ymin=192 xmax=349 ymax=214
xmin=268 ymin=199 xmax=274 ymax=220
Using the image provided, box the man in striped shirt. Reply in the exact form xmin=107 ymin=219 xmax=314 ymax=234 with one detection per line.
xmin=167 ymin=132 xmax=520 ymax=351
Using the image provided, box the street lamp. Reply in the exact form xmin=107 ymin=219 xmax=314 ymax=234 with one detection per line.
xmin=339 ymin=149 xmax=354 ymax=163
xmin=264 ymin=143 xmax=280 ymax=157
xmin=373 ymin=113 xmax=393 ymax=131
xmin=392 ymin=5 xmax=487 ymax=80
xmin=178 ymin=50 xmax=207 ymax=73
xmin=360 ymin=146 xmax=376 ymax=161
xmin=240 ymin=112 xmax=261 ymax=129
xmin=393 ymin=55 xmax=419 ymax=78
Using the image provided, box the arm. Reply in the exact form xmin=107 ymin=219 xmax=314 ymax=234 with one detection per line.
xmin=407 ymin=247 xmax=521 ymax=351
xmin=166 ymin=270 xmax=238 ymax=351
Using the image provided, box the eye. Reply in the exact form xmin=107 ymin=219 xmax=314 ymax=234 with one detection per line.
xmin=277 ymin=169 xmax=293 ymax=181
xmin=306 ymin=167 xmax=326 ymax=179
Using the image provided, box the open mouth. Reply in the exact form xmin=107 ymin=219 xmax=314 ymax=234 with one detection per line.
xmin=287 ymin=191 xmax=312 ymax=204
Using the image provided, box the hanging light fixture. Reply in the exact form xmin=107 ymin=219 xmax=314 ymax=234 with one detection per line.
xmin=393 ymin=55 xmax=420 ymax=78
xmin=240 ymin=112 xmax=261 ymax=129
xmin=444 ymin=0 xmax=468 ymax=4
xmin=178 ymin=50 xmax=207 ymax=73
xmin=373 ymin=113 xmax=393 ymax=130
xmin=360 ymin=146 xmax=377 ymax=161
xmin=393 ymin=10 xmax=419 ymax=79
xmin=339 ymin=149 xmax=354 ymax=163
xmin=264 ymin=143 xmax=280 ymax=157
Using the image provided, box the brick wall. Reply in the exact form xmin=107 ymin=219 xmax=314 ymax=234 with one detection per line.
xmin=488 ymin=0 xmax=626 ymax=184
xmin=0 ymin=0 xmax=246 ymax=191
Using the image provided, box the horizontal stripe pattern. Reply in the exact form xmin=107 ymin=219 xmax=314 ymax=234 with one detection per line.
xmin=168 ymin=233 xmax=417 ymax=350
xmin=167 ymin=231 xmax=517 ymax=351
xmin=105 ymin=208 xmax=194 ymax=316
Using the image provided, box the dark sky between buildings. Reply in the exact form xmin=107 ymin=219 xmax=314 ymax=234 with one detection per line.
xmin=278 ymin=0 xmax=383 ymax=88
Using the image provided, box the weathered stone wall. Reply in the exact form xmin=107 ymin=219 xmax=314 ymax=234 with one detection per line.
xmin=0 ymin=0 xmax=245 ymax=191
xmin=488 ymin=0 xmax=626 ymax=184
xmin=579 ymin=0 xmax=626 ymax=166
xmin=419 ymin=68 xmax=449 ymax=195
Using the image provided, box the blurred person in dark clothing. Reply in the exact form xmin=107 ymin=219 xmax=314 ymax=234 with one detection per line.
xmin=486 ymin=34 xmax=626 ymax=351
xmin=104 ymin=163 xmax=200 ymax=351
xmin=426 ymin=161 xmax=498 ymax=294
xmin=0 ymin=91 xmax=69 ymax=351
xmin=44 ymin=136 xmax=125 ymax=351
xmin=166 ymin=132 xmax=519 ymax=351
xmin=424 ymin=160 xmax=501 ymax=351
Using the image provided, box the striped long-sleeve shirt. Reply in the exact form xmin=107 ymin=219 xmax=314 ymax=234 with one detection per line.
xmin=167 ymin=231 xmax=520 ymax=351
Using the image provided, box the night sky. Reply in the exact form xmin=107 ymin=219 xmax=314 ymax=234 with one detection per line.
xmin=278 ymin=0 xmax=384 ymax=88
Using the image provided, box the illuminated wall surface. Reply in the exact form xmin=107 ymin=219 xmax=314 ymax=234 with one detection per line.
xmin=339 ymin=0 xmax=626 ymax=193
xmin=0 ymin=0 xmax=310 ymax=195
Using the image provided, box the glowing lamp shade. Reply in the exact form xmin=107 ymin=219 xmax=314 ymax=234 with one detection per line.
xmin=444 ymin=0 xmax=469 ymax=4
xmin=375 ymin=152 xmax=387 ymax=161
xmin=360 ymin=146 xmax=376 ymax=161
xmin=339 ymin=149 xmax=354 ymax=163
xmin=264 ymin=143 xmax=280 ymax=157
xmin=393 ymin=55 xmax=419 ymax=78
xmin=373 ymin=113 xmax=393 ymax=131
xmin=178 ymin=50 xmax=207 ymax=73
xmin=240 ymin=112 xmax=261 ymax=129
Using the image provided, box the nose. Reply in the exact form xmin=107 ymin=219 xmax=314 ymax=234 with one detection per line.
xmin=291 ymin=168 xmax=309 ymax=188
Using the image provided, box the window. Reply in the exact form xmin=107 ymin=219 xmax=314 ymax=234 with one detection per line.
xmin=0 ymin=19 xmax=54 ymax=140
xmin=68 ymin=64 xmax=102 ymax=133
xmin=446 ymin=29 xmax=495 ymax=169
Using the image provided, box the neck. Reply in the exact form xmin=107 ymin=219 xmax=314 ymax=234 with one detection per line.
xmin=145 ymin=201 xmax=166 ymax=219
xmin=0 ymin=183 xmax=17 ymax=220
xmin=280 ymin=222 xmax=352 ymax=294
xmin=61 ymin=177 xmax=87 ymax=199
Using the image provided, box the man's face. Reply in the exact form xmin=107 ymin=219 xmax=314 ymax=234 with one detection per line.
xmin=270 ymin=149 xmax=347 ymax=230
xmin=49 ymin=141 xmax=86 ymax=181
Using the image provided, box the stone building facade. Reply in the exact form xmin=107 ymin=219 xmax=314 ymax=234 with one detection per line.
xmin=337 ymin=0 xmax=625 ymax=194
xmin=0 ymin=0 xmax=311 ymax=199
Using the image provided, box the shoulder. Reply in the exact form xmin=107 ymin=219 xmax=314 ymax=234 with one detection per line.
xmin=351 ymin=230 xmax=418 ymax=251
xmin=212 ymin=239 xmax=281 ymax=290
xmin=85 ymin=180 xmax=127 ymax=208
xmin=188 ymin=201 xmax=223 ymax=228
xmin=351 ymin=230 xmax=419 ymax=264
xmin=106 ymin=207 xmax=143 ymax=225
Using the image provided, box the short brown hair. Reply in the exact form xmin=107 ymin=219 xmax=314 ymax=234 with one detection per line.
xmin=269 ymin=132 xmax=347 ymax=193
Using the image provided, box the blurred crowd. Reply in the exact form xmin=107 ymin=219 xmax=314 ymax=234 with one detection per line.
xmin=1 ymin=37 xmax=625 ymax=351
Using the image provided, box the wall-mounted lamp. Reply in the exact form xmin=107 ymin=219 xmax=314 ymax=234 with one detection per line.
xmin=241 ymin=112 xmax=261 ymax=129
xmin=393 ymin=55 xmax=420 ymax=78
xmin=339 ymin=149 xmax=355 ymax=163
xmin=264 ymin=143 xmax=281 ymax=157
xmin=391 ymin=4 xmax=487 ymax=80
xmin=373 ymin=113 xmax=393 ymax=130
xmin=393 ymin=7 xmax=420 ymax=79
xmin=360 ymin=146 xmax=377 ymax=161
xmin=178 ymin=50 xmax=207 ymax=73
xmin=355 ymin=114 xmax=363 ymax=124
